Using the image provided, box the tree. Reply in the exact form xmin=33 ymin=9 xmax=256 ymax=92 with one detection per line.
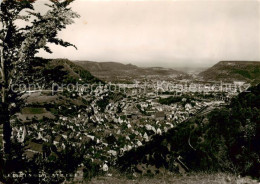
xmin=0 ymin=0 xmax=79 ymax=160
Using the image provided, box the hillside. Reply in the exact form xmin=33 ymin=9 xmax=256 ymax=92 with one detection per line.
xmin=28 ymin=58 xmax=101 ymax=86
xmin=199 ymin=61 xmax=260 ymax=84
xmin=11 ymin=58 xmax=101 ymax=123
xmin=74 ymin=61 xmax=187 ymax=82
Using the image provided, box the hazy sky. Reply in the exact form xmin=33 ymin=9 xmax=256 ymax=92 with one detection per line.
xmin=35 ymin=0 xmax=260 ymax=68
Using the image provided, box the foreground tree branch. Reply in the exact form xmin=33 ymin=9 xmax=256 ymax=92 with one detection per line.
xmin=0 ymin=0 xmax=79 ymax=162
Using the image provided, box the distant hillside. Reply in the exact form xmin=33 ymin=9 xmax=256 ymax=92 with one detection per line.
xmin=74 ymin=61 xmax=138 ymax=71
xmin=74 ymin=61 xmax=187 ymax=82
xmin=28 ymin=58 xmax=101 ymax=86
xmin=199 ymin=61 xmax=260 ymax=84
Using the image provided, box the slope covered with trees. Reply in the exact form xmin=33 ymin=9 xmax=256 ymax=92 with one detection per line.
xmin=26 ymin=58 xmax=101 ymax=85
xmin=199 ymin=61 xmax=260 ymax=84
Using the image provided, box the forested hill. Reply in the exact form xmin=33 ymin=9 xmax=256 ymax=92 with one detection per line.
xmin=27 ymin=58 xmax=101 ymax=86
xmin=199 ymin=61 xmax=260 ymax=84
xmin=118 ymin=84 xmax=260 ymax=178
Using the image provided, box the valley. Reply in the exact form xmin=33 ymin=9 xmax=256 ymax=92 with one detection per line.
xmin=1 ymin=58 xmax=258 ymax=183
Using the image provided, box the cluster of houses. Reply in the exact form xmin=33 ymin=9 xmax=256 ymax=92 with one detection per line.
xmin=8 ymin=82 xmax=228 ymax=177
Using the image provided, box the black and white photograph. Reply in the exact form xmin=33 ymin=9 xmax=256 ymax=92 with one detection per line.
xmin=0 ymin=0 xmax=259 ymax=183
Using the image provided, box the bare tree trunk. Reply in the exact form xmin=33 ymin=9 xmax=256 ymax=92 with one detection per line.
xmin=0 ymin=45 xmax=11 ymax=159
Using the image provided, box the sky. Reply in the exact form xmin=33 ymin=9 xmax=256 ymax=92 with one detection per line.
xmin=33 ymin=0 xmax=260 ymax=68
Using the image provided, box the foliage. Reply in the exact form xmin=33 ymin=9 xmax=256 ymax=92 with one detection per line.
xmin=159 ymin=95 xmax=195 ymax=106
xmin=96 ymin=97 xmax=110 ymax=113
xmin=158 ymin=96 xmax=183 ymax=105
